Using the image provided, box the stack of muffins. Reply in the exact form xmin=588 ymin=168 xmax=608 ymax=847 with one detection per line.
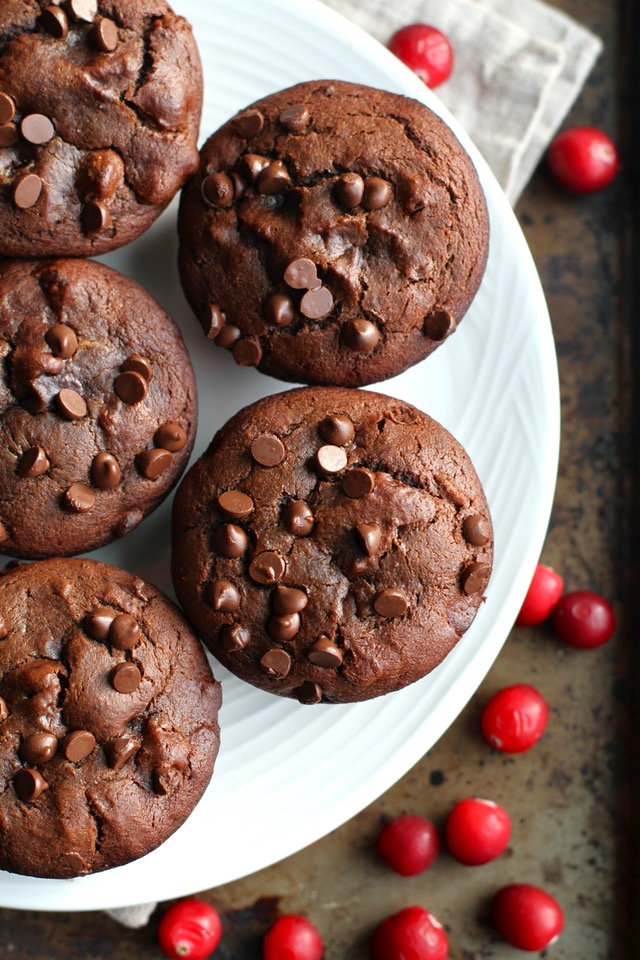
xmin=0 ymin=2 xmax=492 ymax=879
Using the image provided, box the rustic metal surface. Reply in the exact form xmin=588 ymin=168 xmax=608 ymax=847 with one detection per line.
xmin=0 ymin=0 xmax=633 ymax=956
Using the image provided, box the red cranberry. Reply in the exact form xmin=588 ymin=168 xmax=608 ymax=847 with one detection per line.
xmin=551 ymin=590 xmax=615 ymax=648
xmin=263 ymin=915 xmax=323 ymax=960
xmin=445 ymin=798 xmax=511 ymax=866
xmin=491 ymin=883 xmax=564 ymax=951
xmin=370 ymin=906 xmax=448 ymax=960
xmin=516 ymin=563 xmax=563 ymax=626
xmin=157 ymin=898 xmax=222 ymax=959
xmin=376 ymin=814 xmax=439 ymax=876
xmin=388 ymin=24 xmax=453 ymax=88
xmin=481 ymin=683 xmax=549 ymax=753
xmin=546 ymin=126 xmax=619 ymax=193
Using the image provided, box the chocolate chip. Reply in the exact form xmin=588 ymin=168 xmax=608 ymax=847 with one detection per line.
xmin=308 ymin=636 xmax=343 ymax=668
xmin=334 ymin=172 xmax=364 ymax=208
xmin=230 ymin=171 xmax=246 ymax=200
xmin=14 ymin=768 xmax=48 ymax=802
xmin=300 ymin=286 xmax=333 ymax=320
xmin=215 ymin=324 xmax=242 ymax=349
xmin=460 ymin=562 xmax=491 ymax=595
xmin=462 ymin=515 xmax=491 ymax=546
xmin=41 ymin=5 xmax=69 ymax=38
xmin=342 ymin=467 xmax=375 ymax=498
xmin=122 ymin=354 xmax=153 ymax=383
xmin=17 ymin=446 xmax=49 ymax=478
xmin=295 ymin=681 xmax=323 ymax=704
xmin=153 ymin=765 xmax=181 ymax=796
xmin=84 ymin=606 xmax=115 ymax=641
xmin=283 ymin=501 xmax=314 ymax=536
xmin=115 ymin=370 xmax=148 ymax=404
xmin=355 ymin=522 xmax=382 ymax=556
xmin=205 ymin=304 xmax=225 ymax=339
xmin=251 ymin=433 xmax=285 ymax=467
xmin=64 ymin=0 xmax=98 ymax=23
xmin=109 ymin=614 xmax=141 ymax=651
xmin=19 ymin=732 xmax=58 ymax=764
xmin=202 ymin=172 xmax=235 ymax=207
xmin=0 ymin=124 xmax=18 ymax=148
xmin=374 ymin=588 xmax=408 ymax=618
xmin=218 ymin=490 xmax=254 ymax=519
xmin=56 ymin=388 xmax=87 ymax=420
xmin=13 ymin=173 xmax=43 ymax=209
xmin=342 ymin=318 xmax=380 ymax=352
xmin=249 ymin=551 xmax=286 ymax=584
xmin=0 ymin=697 xmax=8 ymax=722
xmin=319 ymin=415 xmax=355 ymax=446
xmin=279 ymin=103 xmax=309 ymax=132
xmin=232 ymin=338 xmax=263 ymax=367
xmin=208 ymin=579 xmax=241 ymax=613
xmin=154 ymin=421 xmax=188 ymax=452
xmin=90 ymin=16 xmax=118 ymax=52
xmin=136 ymin=448 xmax=173 ymax=479
xmin=260 ymin=648 xmax=292 ymax=678
xmin=272 ymin=586 xmax=308 ymax=615
xmin=0 ymin=93 xmax=15 ymax=126
xmin=91 ymin=452 xmax=121 ymax=489
xmin=258 ymin=161 xmax=291 ymax=195
xmin=45 ymin=323 xmax=77 ymax=359
xmin=21 ymin=114 xmax=55 ymax=145
xmin=424 ymin=309 xmax=453 ymax=341
xmin=105 ymin=736 xmax=139 ymax=770
xmin=284 ymin=258 xmax=320 ymax=290
xmin=238 ymin=153 xmax=270 ymax=182
xmin=111 ymin=661 xmax=141 ymax=694
xmin=82 ymin=199 xmax=112 ymax=234
xmin=63 ymin=730 xmax=96 ymax=762
xmin=267 ymin=613 xmax=301 ymax=641
xmin=362 ymin=176 xmax=392 ymax=211
xmin=314 ymin=445 xmax=347 ymax=474
xmin=232 ymin=109 xmax=264 ymax=138
xmin=215 ymin=523 xmax=248 ymax=558
xmin=64 ymin=482 xmax=96 ymax=512
xmin=264 ymin=293 xmax=296 ymax=327
xmin=220 ymin=623 xmax=251 ymax=651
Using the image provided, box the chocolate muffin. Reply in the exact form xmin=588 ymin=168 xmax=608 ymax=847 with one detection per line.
xmin=171 ymin=387 xmax=493 ymax=704
xmin=178 ymin=79 xmax=489 ymax=387
xmin=0 ymin=0 xmax=202 ymax=258
xmin=0 ymin=257 xmax=197 ymax=558
xmin=0 ymin=557 xmax=221 ymax=879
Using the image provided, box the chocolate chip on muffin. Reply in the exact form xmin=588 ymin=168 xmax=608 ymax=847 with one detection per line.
xmin=172 ymin=387 xmax=493 ymax=704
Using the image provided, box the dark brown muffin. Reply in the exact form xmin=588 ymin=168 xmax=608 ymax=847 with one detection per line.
xmin=0 ymin=0 xmax=202 ymax=258
xmin=0 ymin=557 xmax=221 ymax=879
xmin=171 ymin=387 xmax=493 ymax=704
xmin=178 ymin=79 xmax=489 ymax=387
xmin=0 ymin=257 xmax=197 ymax=558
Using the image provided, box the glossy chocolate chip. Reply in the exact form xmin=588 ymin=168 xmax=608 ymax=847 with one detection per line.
xmin=208 ymin=579 xmax=241 ymax=613
xmin=220 ymin=623 xmax=251 ymax=651
xmin=424 ymin=309 xmax=453 ymax=341
xmin=374 ymin=588 xmax=409 ymax=618
xmin=0 ymin=93 xmax=15 ymax=126
xmin=232 ymin=109 xmax=264 ymax=138
xmin=115 ymin=370 xmax=148 ymax=404
xmin=45 ymin=323 xmax=77 ymax=359
xmin=230 ymin=171 xmax=247 ymax=200
xmin=14 ymin=768 xmax=48 ymax=802
xmin=218 ymin=490 xmax=254 ymax=519
xmin=284 ymin=258 xmax=320 ymax=290
xmin=202 ymin=172 xmax=234 ymax=207
xmin=153 ymin=765 xmax=181 ymax=796
xmin=215 ymin=324 xmax=242 ymax=349
xmin=17 ymin=446 xmax=49 ymax=478
xmin=265 ymin=293 xmax=296 ymax=327
xmin=295 ymin=681 xmax=323 ymax=704
xmin=258 ymin=161 xmax=291 ymax=195
xmin=81 ymin=199 xmax=112 ymax=234
xmin=342 ymin=467 xmax=375 ymax=498
xmin=314 ymin=445 xmax=347 ymax=474
xmin=215 ymin=523 xmax=248 ymax=559
xmin=462 ymin=514 xmax=491 ymax=546
xmin=0 ymin=124 xmax=18 ymax=148
xmin=260 ymin=648 xmax=292 ymax=678
xmin=111 ymin=661 xmax=142 ymax=694
xmin=63 ymin=730 xmax=96 ymax=762
xmin=283 ymin=501 xmax=314 ymax=536
xmin=362 ymin=177 xmax=392 ymax=211
xmin=91 ymin=452 xmax=121 ymax=489
xmin=205 ymin=304 xmax=225 ymax=339
xmin=249 ymin=551 xmax=286 ymax=584
xmin=308 ymin=636 xmax=343 ymax=668
xmin=109 ymin=614 xmax=141 ymax=651
xmin=21 ymin=114 xmax=55 ymax=145
xmin=300 ymin=286 xmax=333 ymax=320
xmin=19 ymin=732 xmax=58 ymax=764
xmin=13 ymin=173 xmax=43 ymax=209
xmin=272 ymin=586 xmax=308 ymax=615
xmin=122 ymin=354 xmax=152 ymax=382
xmin=65 ymin=0 xmax=98 ymax=22
xmin=355 ymin=522 xmax=382 ymax=556
xmin=64 ymin=482 xmax=96 ymax=512
xmin=238 ymin=153 xmax=270 ymax=182
xmin=279 ymin=103 xmax=309 ymax=132
xmin=90 ymin=17 xmax=118 ymax=52
xmin=136 ymin=448 xmax=172 ymax=480
xmin=41 ymin=5 xmax=69 ymax=37
xmin=154 ymin=421 xmax=188 ymax=452
xmin=319 ymin=414 xmax=354 ymax=446
xmin=342 ymin=318 xmax=380 ymax=352
xmin=0 ymin=697 xmax=9 ymax=722
xmin=232 ymin=338 xmax=263 ymax=367
xmin=105 ymin=736 xmax=139 ymax=770
xmin=460 ymin=562 xmax=491 ymax=595
xmin=84 ymin=606 xmax=115 ymax=641
xmin=334 ymin=172 xmax=364 ymax=208
xmin=251 ymin=434 xmax=285 ymax=467
xmin=267 ymin=612 xmax=301 ymax=641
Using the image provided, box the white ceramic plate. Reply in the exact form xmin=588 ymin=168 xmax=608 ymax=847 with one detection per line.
xmin=0 ymin=0 xmax=560 ymax=910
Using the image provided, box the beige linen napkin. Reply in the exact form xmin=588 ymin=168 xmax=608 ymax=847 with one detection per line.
xmin=321 ymin=0 xmax=602 ymax=203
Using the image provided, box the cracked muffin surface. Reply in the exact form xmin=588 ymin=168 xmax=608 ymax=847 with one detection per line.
xmin=178 ymin=79 xmax=489 ymax=387
xmin=0 ymin=557 xmax=221 ymax=879
xmin=171 ymin=387 xmax=493 ymax=703
xmin=0 ymin=257 xmax=197 ymax=558
xmin=0 ymin=0 xmax=202 ymax=258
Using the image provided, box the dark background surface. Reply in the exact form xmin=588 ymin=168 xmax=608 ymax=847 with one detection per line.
xmin=0 ymin=0 xmax=635 ymax=956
